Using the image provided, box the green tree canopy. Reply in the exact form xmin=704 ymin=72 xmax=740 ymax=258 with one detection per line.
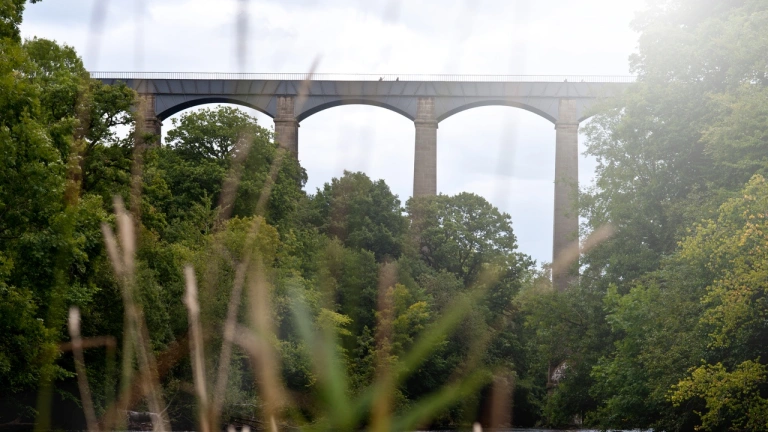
xmin=310 ymin=171 xmax=406 ymax=262
xmin=166 ymin=106 xmax=266 ymax=163
xmin=0 ymin=0 xmax=40 ymax=42
xmin=407 ymin=192 xmax=530 ymax=285
xmin=527 ymin=1 xmax=768 ymax=428
xmin=156 ymin=106 xmax=307 ymax=230
xmin=581 ymin=0 xmax=768 ymax=288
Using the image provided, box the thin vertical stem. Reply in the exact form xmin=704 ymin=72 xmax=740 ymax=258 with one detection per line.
xmin=184 ymin=266 xmax=210 ymax=432
xmin=68 ymin=307 xmax=99 ymax=432
xmin=101 ymin=198 xmax=169 ymax=432
xmin=212 ymin=148 xmax=287 ymax=423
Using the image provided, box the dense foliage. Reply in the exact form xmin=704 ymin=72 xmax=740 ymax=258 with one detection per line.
xmin=528 ymin=0 xmax=768 ymax=430
xmin=5 ymin=0 xmax=768 ymax=430
xmin=1 ymin=4 xmax=539 ymax=429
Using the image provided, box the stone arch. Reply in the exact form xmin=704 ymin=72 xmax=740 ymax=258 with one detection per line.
xmin=437 ymin=100 xmax=557 ymax=124
xmin=156 ymin=97 xmax=272 ymax=121
xmin=296 ymin=99 xmax=414 ymax=122
xmin=578 ymin=112 xmax=598 ymax=123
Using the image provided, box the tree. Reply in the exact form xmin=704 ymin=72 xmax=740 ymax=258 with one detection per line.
xmin=166 ymin=106 xmax=263 ymax=163
xmin=565 ymin=2 xmax=768 ymax=426
xmin=406 ymin=192 xmax=531 ymax=286
xmin=156 ymin=106 xmax=307 ymax=230
xmin=580 ymin=0 xmax=768 ymax=289
xmin=0 ymin=31 xmax=70 ymax=419
xmin=0 ymin=0 xmax=40 ymax=42
xmin=3 ymin=3 xmax=556 ymax=428
xmin=686 ymin=174 xmax=768 ymax=356
xmin=671 ymin=361 xmax=768 ymax=432
xmin=310 ymin=171 xmax=406 ymax=262
xmin=21 ymin=37 xmax=136 ymax=203
xmin=585 ymin=176 xmax=768 ymax=431
xmin=0 ymin=23 xmax=137 ymax=422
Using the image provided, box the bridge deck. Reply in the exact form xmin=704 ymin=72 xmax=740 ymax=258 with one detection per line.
xmin=93 ymin=72 xmax=633 ymax=123
xmin=90 ymin=72 xmax=636 ymax=83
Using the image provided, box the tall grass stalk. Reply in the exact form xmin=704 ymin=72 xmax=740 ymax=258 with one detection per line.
xmin=212 ymin=143 xmax=287 ymax=427
xmin=183 ymin=266 xmax=210 ymax=432
xmin=101 ymin=198 xmax=169 ymax=432
xmin=247 ymin=259 xmax=285 ymax=429
xmin=551 ymin=224 xmax=615 ymax=278
xmin=67 ymin=307 xmax=99 ymax=432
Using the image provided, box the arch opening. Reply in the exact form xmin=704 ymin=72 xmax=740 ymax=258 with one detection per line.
xmin=437 ymin=106 xmax=558 ymax=265
xmin=156 ymin=97 xmax=272 ymax=121
xmin=297 ymin=104 xmax=414 ymax=201
xmin=297 ymin=99 xmax=414 ymax=122
xmin=437 ymin=100 xmax=557 ymax=124
xmin=159 ymin=102 xmax=274 ymax=147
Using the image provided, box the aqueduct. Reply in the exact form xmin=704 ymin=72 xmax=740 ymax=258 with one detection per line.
xmin=92 ymin=72 xmax=633 ymax=290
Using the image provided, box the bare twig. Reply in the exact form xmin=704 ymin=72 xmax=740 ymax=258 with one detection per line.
xmin=294 ymin=57 xmax=321 ymax=115
xmin=216 ymin=131 xmax=253 ymax=225
xmin=370 ymin=262 xmax=398 ymax=432
xmin=59 ymin=336 xmax=116 ymax=352
xmin=211 ymin=136 xmax=288 ymax=425
xmin=551 ymin=224 xmax=615 ymax=279
xmin=101 ymin=197 xmax=169 ymax=432
xmin=99 ymin=336 xmax=189 ymax=431
xmin=236 ymin=0 xmax=249 ymax=72
xmin=247 ymin=259 xmax=285 ymax=424
xmin=86 ymin=0 xmax=109 ymax=68
xmin=184 ymin=266 xmax=210 ymax=432
xmin=68 ymin=307 xmax=99 ymax=432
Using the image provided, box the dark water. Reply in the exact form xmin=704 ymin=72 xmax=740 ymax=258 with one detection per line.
xmin=2 ymin=428 xmax=645 ymax=432
xmin=420 ymin=429 xmax=647 ymax=432
xmin=416 ymin=428 xmax=653 ymax=432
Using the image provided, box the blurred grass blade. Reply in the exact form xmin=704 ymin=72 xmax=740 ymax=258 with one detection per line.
xmin=247 ymin=259 xmax=286 ymax=424
xmin=68 ymin=307 xmax=99 ymax=432
xmin=212 ymin=148 xmax=286 ymax=422
xmin=396 ymin=290 xmax=478 ymax=376
xmin=101 ymin=197 xmax=169 ymax=432
xmin=348 ymin=287 xmax=484 ymax=427
xmin=183 ymin=265 xmax=210 ymax=432
xmin=392 ymin=369 xmax=490 ymax=431
xmin=289 ymin=290 xmax=352 ymax=430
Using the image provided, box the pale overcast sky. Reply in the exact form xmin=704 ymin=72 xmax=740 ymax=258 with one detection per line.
xmin=21 ymin=0 xmax=645 ymax=265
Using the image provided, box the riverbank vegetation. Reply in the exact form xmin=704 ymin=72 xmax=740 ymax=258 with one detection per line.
xmin=2 ymin=0 xmax=768 ymax=431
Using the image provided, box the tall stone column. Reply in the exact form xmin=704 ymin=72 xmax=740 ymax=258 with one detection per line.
xmin=552 ymin=99 xmax=579 ymax=291
xmin=137 ymin=93 xmax=162 ymax=145
xmin=274 ymin=96 xmax=299 ymax=154
xmin=413 ymin=97 xmax=438 ymax=197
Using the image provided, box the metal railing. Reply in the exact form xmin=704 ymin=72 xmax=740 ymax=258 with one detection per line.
xmin=89 ymin=72 xmax=636 ymax=83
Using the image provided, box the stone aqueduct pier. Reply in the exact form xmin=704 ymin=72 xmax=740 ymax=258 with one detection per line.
xmin=92 ymin=72 xmax=632 ymax=291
